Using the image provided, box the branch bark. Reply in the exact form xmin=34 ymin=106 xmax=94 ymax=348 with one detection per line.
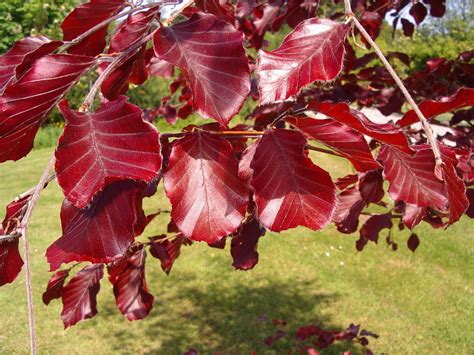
xmin=18 ymin=155 xmax=55 ymax=355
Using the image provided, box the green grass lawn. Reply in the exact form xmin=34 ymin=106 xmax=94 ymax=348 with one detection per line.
xmin=0 ymin=147 xmax=472 ymax=354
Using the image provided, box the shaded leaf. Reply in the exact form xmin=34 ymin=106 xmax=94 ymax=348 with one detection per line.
xmin=407 ymin=233 xmax=420 ymax=252
xmin=62 ymin=0 xmax=126 ymax=56
xmin=357 ymin=214 xmax=392 ymax=251
xmin=333 ymin=187 xmax=365 ymax=234
xmin=108 ymin=245 xmax=154 ymax=321
xmin=149 ymin=234 xmax=187 ymax=274
xmin=42 ymin=269 xmax=70 ymax=305
xmin=46 ymin=181 xmax=146 ymax=271
xmin=61 ymin=264 xmax=103 ymax=328
xmin=55 ymin=97 xmax=161 ymax=208
xmin=163 ymin=131 xmax=248 ymax=243
xmin=257 ymin=18 xmax=349 ymax=104
xmin=358 ymin=169 xmax=384 ymax=203
xmin=0 ymin=55 xmax=94 ymax=163
xmin=250 ymin=129 xmax=336 ymax=232
xmin=230 ymin=214 xmax=265 ymax=270
xmin=153 ymin=13 xmax=250 ymax=126
xmin=403 ymin=204 xmax=426 ymax=230
xmin=288 ymin=116 xmax=380 ymax=172
xmin=0 ymin=239 xmax=23 ymax=287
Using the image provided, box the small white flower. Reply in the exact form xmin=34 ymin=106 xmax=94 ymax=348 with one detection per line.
xmin=325 ymin=252 xmax=330 ymax=257
xmin=339 ymin=261 xmax=345 ymax=266
xmin=330 ymin=246 xmax=335 ymax=250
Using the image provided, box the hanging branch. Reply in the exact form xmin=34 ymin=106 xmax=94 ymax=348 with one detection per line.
xmin=344 ymin=5 xmax=443 ymax=174
xmin=17 ymin=155 xmax=56 ymax=355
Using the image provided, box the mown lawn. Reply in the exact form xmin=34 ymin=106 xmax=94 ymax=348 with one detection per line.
xmin=0 ymin=147 xmax=472 ymax=354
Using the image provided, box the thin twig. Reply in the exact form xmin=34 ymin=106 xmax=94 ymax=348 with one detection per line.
xmin=16 ymin=174 xmax=56 ymax=201
xmin=18 ymin=155 xmax=55 ymax=355
xmin=348 ymin=15 xmax=443 ymax=172
xmin=162 ymin=0 xmax=194 ymax=26
xmin=81 ymin=32 xmax=154 ymax=111
xmin=306 ymin=145 xmax=343 ymax=157
xmin=0 ymin=233 xmax=21 ymax=243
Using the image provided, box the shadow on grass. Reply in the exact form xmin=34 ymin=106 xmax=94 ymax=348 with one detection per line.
xmin=101 ymin=273 xmax=362 ymax=354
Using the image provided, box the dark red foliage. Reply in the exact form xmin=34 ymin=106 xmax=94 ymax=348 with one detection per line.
xmin=55 ymin=97 xmax=161 ymax=208
xmin=0 ymin=36 xmax=62 ymax=93
xmin=149 ymin=234 xmax=187 ymax=274
xmin=163 ymin=131 xmax=248 ymax=243
xmin=407 ymin=233 xmax=420 ymax=252
xmin=0 ymin=195 xmax=32 ymax=286
xmin=310 ymin=101 xmax=413 ymax=154
xmin=100 ymin=7 xmax=160 ymax=99
xmin=42 ymin=269 xmax=70 ymax=305
xmin=250 ymin=129 xmax=336 ymax=232
xmin=46 ymin=181 xmax=146 ymax=270
xmin=334 ymin=187 xmax=365 ymax=234
xmin=108 ymin=245 xmax=154 ymax=321
xmin=288 ymin=115 xmax=380 ymax=172
xmin=0 ymin=0 xmax=471 ymax=334
xmin=257 ymin=18 xmax=349 ymax=104
xmin=61 ymin=0 xmax=126 ymax=56
xmin=0 ymin=239 xmax=23 ymax=286
xmin=230 ymin=214 xmax=265 ymax=270
xmin=398 ymin=88 xmax=474 ymax=127
xmin=61 ymin=264 xmax=104 ymax=328
xmin=153 ymin=13 xmax=250 ymax=126
xmin=0 ymin=55 xmax=94 ymax=163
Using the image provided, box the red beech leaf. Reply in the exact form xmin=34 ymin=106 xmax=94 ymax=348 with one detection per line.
xmin=440 ymin=149 xmax=469 ymax=224
xmin=62 ymin=0 xmax=126 ymax=56
xmin=256 ymin=18 xmax=349 ymax=104
xmin=46 ymin=181 xmax=146 ymax=271
xmin=163 ymin=131 xmax=249 ymax=243
xmin=287 ymin=116 xmax=380 ymax=172
xmin=61 ymin=264 xmax=104 ymax=328
xmin=0 ymin=54 xmax=94 ymax=163
xmin=409 ymin=3 xmax=427 ymax=25
xmin=195 ymin=0 xmax=236 ymax=23
xmin=358 ymin=170 xmax=384 ymax=203
xmin=0 ymin=239 xmax=23 ymax=287
xmin=100 ymin=7 xmax=160 ymax=100
xmin=250 ymin=129 xmax=336 ymax=232
xmin=149 ymin=234 xmax=187 ymax=274
xmin=0 ymin=36 xmax=62 ymax=93
xmin=0 ymin=194 xmax=32 ymax=285
xmin=378 ymin=145 xmax=447 ymax=209
xmin=333 ymin=187 xmax=365 ymax=234
xmin=2 ymin=195 xmax=30 ymax=235
xmin=108 ymin=246 xmax=154 ymax=321
xmin=148 ymin=55 xmax=175 ymax=78
xmin=309 ymin=101 xmax=412 ymax=154
xmin=357 ymin=214 xmax=392 ymax=251
xmin=42 ymin=269 xmax=70 ymax=305
xmin=238 ymin=140 xmax=258 ymax=183
xmin=230 ymin=214 xmax=265 ymax=270
xmin=466 ymin=189 xmax=474 ymax=218
xmin=55 ymin=97 xmax=161 ymax=208
xmin=407 ymin=233 xmax=420 ymax=252
xmin=403 ymin=204 xmax=427 ymax=230
xmin=398 ymin=88 xmax=474 ymax=127
xmin=153 ymin=13 xmax=250 ymax=126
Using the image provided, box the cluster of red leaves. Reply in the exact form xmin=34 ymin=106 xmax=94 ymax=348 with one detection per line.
xmin=0 ymin=0 xmax=472 ymax=331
